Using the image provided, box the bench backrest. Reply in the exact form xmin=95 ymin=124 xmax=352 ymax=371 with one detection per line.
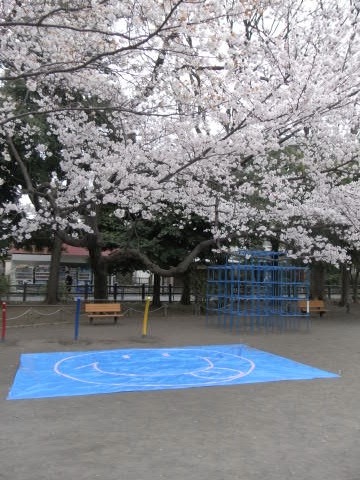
xmin=85 ymin=303 xmax=121 ymax=313
xmin=298 ymin=300 xmax=325 ymax=310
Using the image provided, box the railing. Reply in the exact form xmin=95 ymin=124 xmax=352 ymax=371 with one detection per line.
xmin=1 ymin=282 xmax=344 ymax=303
xmin=324 ymin=284 xmax=341 ymax=300
xmin=108 ymin=284 xmax=180 ymax=302
xmin=76 ymin=283 xmax=180 ymax=302
xmin=2 ymin=282 xmax=183 ymax=303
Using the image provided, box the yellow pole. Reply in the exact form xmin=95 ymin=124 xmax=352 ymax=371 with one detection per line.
xmin=142 ymin=296 xmax=151 ymax=337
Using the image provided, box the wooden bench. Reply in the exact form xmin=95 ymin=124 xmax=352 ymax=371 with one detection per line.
xmin=298 ymin=300 xmax=327 ymax=317
xmin=84 ymin=303 xmax=123 ymax=324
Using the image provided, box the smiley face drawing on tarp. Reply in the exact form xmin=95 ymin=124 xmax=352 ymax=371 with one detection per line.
xmin=54 ymin=347 xmax=255 ymax=389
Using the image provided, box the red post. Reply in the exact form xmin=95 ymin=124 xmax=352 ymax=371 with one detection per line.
xmin=1 ymin=302 xmax=6 ymax=341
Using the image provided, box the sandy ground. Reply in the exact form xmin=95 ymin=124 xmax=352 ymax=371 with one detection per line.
xmin=0 ymin=302 xmax=360 ymax=480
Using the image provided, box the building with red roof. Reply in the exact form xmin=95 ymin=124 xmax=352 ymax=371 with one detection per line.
xmin=5 ymin=245 xmax=92 ymax=287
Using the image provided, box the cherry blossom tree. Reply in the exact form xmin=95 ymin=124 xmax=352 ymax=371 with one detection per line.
xmin=1 ymin=0 xmax=360 ymax=299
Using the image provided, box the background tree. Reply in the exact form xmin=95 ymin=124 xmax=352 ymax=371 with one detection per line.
xmin=100 ymin=205 xmax=214 ymax=305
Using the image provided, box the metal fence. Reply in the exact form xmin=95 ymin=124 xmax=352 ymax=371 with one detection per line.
xmin=2 ymin=282 xmax=183 ymax=303
xmin=1 ymin=281 xmax=343 ymax=304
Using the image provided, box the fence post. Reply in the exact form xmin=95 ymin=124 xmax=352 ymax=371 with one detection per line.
xmin=84 ymin=281 xmax=89 ymax=301
xmin=168 ymin=284 xmax=173 ymax=304
xmin=141 ymin=283 xmax=146 ymax=302
xmin=74 ymin=297 xmax=81 ymax=341
xmin=22 ymin=282 xmax=27 ymax=302
xmin=113 ymin=282 xmax=118 ymax=301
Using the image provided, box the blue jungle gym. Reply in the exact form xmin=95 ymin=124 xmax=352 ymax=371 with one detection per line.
xmin=206 ymin=250 xmax=310 ymax=332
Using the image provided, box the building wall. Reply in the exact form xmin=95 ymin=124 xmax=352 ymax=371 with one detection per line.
xmin=6 ymin=250 xmax=175 ymax=287
xmin=5 ymin=253 xmax=92 ymax=286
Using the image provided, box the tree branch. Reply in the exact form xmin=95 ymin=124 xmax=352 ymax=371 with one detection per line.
xmin=1 ymin=0 xmax=185 ymax=81
xmin=107 ymin=237 xmax=221 ymax=276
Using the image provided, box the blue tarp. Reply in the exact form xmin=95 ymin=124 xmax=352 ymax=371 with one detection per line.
xmin=7 ymin=344 xmax=339 ymax=400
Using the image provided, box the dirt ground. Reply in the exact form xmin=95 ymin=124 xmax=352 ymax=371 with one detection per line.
xmin=1 ymin=302 xmax=360 ymax=480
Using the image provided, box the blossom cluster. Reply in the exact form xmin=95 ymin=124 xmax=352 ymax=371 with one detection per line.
xmin=0 ymin=0 xmax=359 ymax=265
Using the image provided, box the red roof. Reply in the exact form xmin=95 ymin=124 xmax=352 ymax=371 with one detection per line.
xmin=62 ymin=245 xmax=111 ymax=256
xmin=62 ymin=245 xmax=88 ymax=256
xmin=9 ymin=244 xmax=112 ymax=257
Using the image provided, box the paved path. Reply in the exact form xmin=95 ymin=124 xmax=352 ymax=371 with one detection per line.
xmin=0 ymin=305 xmax=359 ymax=480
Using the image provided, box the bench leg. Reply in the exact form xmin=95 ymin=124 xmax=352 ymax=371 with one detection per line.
xmin=114 ymin=316 xmax=117 ymax=324
xmin=89 ymin=317 xmax=93 ymax=324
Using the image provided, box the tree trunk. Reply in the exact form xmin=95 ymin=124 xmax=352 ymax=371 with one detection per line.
xmin=310 ymin=262 xmax=326 ymax=300
xmin=152 ymin=273 xmax=162 ymax=307
xmin=45 ymin=234 xmax=62 ymax=304
xmin=270 ymin=237 xmax=280 ymax=252
xmin=192 ymin=267 xmax=207 ymax=304
xmin=351 ymin=267 xmax=359 ymax=304
xmin=340 ymin=264 xmax=351 ymax=309
xmin=180 ymin=272 xmax=191 ymax=305
xmin=88 ymin=245 xmax=108 ymax=300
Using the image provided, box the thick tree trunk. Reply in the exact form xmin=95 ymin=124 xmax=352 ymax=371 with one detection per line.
xmin=152 ymin=273 xmax=162 ymax=307
xmin=88 ymin=245 xmax=108 ymax=300
xmin=192 ymin=268 xmax=207 ymax=305
xmin=340 ymin=264 xmax=351 ymax=309
xmin=45 ymin=235 xmax=62 ymax=304
xmin=180 ymin=272 xmax=191 ymax=305
xmin=310 ymin=262 xmax=326 ymax=300
xmin=270 ymin=237 xmax=280 ymax=252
